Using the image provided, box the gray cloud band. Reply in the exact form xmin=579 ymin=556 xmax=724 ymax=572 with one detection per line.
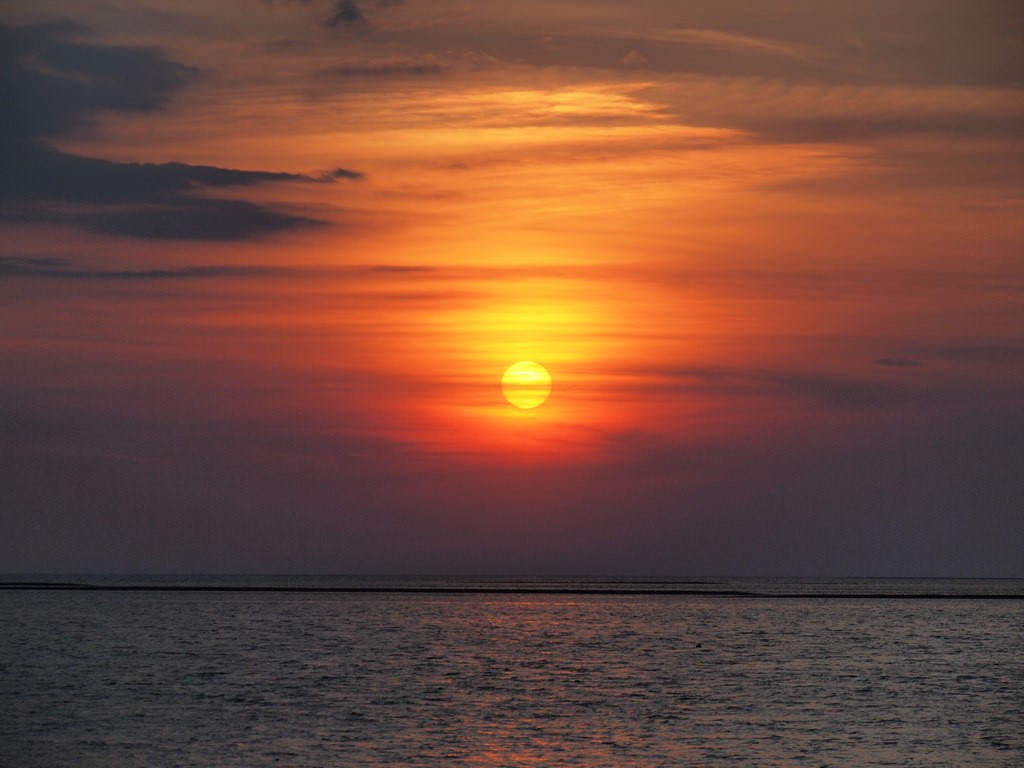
xmin=0 ymin=22 xmax=360 ymax=240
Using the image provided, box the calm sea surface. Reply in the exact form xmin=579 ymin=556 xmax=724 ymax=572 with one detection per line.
xmin=1 ymin=577 xmax=1021 ymax=767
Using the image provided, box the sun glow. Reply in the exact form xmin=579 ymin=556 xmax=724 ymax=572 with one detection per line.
xmin=501 ymin=361 xmax=552 ymax=409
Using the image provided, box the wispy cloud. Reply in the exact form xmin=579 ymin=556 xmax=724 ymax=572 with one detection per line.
xmin=638 ymin=26 xmax=825 ymax=63
xmin=599 ymin=364 xmax=929 ymax=411
xmin=650 ymin=76 xmax=1024 ymax=145
xmin=0 ymin=257 xmax=437 ymax=281
xmin=319 ymin=59 xmax=446 ymax=77
xmin=0 ymin=256 xmax=303 ymax=280
xmin=542 ymin=4 xmax=1023 ymax=87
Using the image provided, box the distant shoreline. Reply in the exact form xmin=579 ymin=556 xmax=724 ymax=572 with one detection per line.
xmin=1 ymin=582 xmax=1020 ymax=599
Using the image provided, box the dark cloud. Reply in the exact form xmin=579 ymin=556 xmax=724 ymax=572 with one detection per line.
xmin=325 ymin=167 xmax=366 ymax=180
xmin=323 ymin=0 xmax=402 ymax=32
xmin=0 ymin=256 xmax=436 ymax=281
xmin=0 ymin=256 xmax=302 ymax=280
xmin=325 ymin=0 xmax=368 ymax=29
xmin=1 ymin=142 xmax=328 ymax=205
xmin=71 ymin=199 xmax=324 ymax=241
xmin=0 ymin=142 xmax=347 ymax=240
xmin=0 ymin=22 xmax=197 ymax=141
xmin=0 ymin=21 xmax=361 ymax=241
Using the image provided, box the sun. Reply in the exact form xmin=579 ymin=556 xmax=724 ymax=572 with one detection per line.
xmin=501 ymin=361 xmax=552 ymax=409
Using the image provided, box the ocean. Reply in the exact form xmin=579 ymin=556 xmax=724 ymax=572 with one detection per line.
xmin=1 ymin=577 xmax=1021 ymax=767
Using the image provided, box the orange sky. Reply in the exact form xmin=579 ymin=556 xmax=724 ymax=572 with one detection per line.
xmin=1 ymin=1 xmax=1022 ymax=575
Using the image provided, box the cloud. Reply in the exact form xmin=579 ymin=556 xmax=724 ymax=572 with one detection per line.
xmin=0 ymin=21 xmax=197 ymax=141
xmin=0 ymin=256 xmax=438 ymax=281
xmin=325 ymin=167 xmax=367 ymax=180
xmin=72 ymin=199 xmax=324 ymax=241
xmin=323 ymin=0 xmax=402 ymax=32
xmin=325 ymin=0 xmax=367 ymax=29
xmin=605 ymin=363 xmax=927 ymax=411
xmin=641 ymin=26 xmax=825 ymax=65
xmin=319 ymin=59 xmax=446 ymax=77
xmin=553 ymin=3 xmax=1024 ymax=88
xmin=645 ymin=74 xmax=1024 ymax=150
xmin=0 ymin=21 xmax=361 ymax=240
xmin=529 ymin=28 xmax=839 ymax=83
xmin=1 ymin=143 xmax=332 ymax=205
xmin=0 ymin=256 xmax=302 ymax=280
xmin=759 ymin=370 xmax=921 ymax=410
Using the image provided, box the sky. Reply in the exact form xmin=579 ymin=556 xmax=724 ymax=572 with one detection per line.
xmin=1 ymin=0 xmax=1022 ymax=576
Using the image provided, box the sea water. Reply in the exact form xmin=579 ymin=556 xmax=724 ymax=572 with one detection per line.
xmin=1 ymin=578 xmax=1021 ymax=767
